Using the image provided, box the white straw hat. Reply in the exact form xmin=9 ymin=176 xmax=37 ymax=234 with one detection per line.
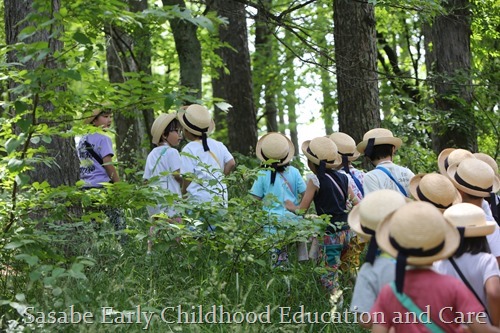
xmin=409 ymin=173 xmax=462 ymax=211
xmin=437 ymin=148 xmax=474 ymax=176
xmin=356 ymin=128 xmax=402 ymax=154
xmin=177 ymin=104 xmax=215 ymax=136
xmin=301 ymin=137 xmax=341 ymax=169
xmin=151 ymin=113 xmax=177 ymax=145
xmin=329 ymin=132 xmax=360 ymax=161
xmin=447 ymin=158 xmax=500 ymax=198
xmin=443 ymin=203 xmax=496 ymax=237
xmin=255 ymin=132 xmax=294 ymax=166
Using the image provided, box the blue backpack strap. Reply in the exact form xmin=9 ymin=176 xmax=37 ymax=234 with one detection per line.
xmin=351 ymin=173 xmax=364 ymax=197
xmin=376 ymin=166 xmax=408 ymax=197
xmin=390 ymin=282 xmax=445 ymax=333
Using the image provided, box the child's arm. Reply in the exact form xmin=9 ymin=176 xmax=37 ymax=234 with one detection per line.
xmin=371 ymin=324 xmax=388 ymax=333
xmin=285 ymin=178 xmax=317 ymax=213
xmin=485 ymin=275 xmax=500 ymax=327
xmin=102 ymin=155 xmax=120 ymax=183
xmin=173 ymin=169 xmax=182 ymax=185
xmin=224 ymin=159 xmax=236 ymax=176
xmin=466 ymin=317 xmax=500 ymax=332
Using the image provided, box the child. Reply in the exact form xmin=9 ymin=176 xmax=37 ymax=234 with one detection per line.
xmin=447 ymin=158 xmax=500 ymax=267
xmin=434 ymin=203 xmax=500 ymax=327
xmin=371 ymin=201 xmax=499 ymax=333
xmin=285 ymin=136 xmax=356 ymax=309
xmin=437 ymin=147 xmax=475 ymax=176
xmin=348 ymin=189 xmax=408 ymax=328
xmin=250 ymin=132 xmax=306 ymax=266
xmin=330 ymin=132 xmax=366 ymax=276
xmin=143 ymin=113 xmax=183 ymax=253
xmin=356 ymin=128 xmax=414 ymax=197
xmin=409 ymin=173 xmax=462 ymax=211
xmin=474 ymin=152 xmax=500 ymax=224
xmin=178 ymin=104 xmax=235 ymax=208
xmin=77 ymin=107 xmax=125 ymax=239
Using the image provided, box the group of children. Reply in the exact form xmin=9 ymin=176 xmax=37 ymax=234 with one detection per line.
xmin=77 ymin=104 xmax=500 ymax=331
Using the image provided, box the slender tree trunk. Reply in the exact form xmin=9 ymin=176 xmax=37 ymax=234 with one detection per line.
xmin=4 ymin=0 xmax=79 ymax=187
xmin=209 ymin=0 xmax=257 ymax=155
xmin=163 ymin=0 xmax=202 ymax=100
xmin=319 ymin=34 xmax=335 ymax=135
xmin=426 ymin=0 xmax=476 ymax=153
xmin=334 ymin=0 xmax=380 ymax=145
xmin=283 ymin=29 xmax=299 ymax=155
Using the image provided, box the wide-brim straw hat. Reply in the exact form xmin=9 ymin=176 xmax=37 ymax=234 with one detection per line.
xmin=256 ymin=132 xmax=295 ymax=166
xmin=409 ymin=173 xmax=462 ymax=211
xmin=301 ymin=137 xmax=341 ymax=169
xmin=447 ymin=158 xmax=500 ymax=198
xmin=151 ymin=113 xmax=177 ymax=145
xmin=356 ymin=128 xmax=402 ymax=154
xmin=348 ymin=189 xmax=409 ymax=238
xmin=443 ymin=203 xmax=496 ymax=237
xmin=329 ymin=132 xmax=360 ymax=161
xmin=177 ymin=104 xmax=215 ymax=136
xmin=474 ymin=153 xmax=499 ymax=181
xmin=376 ymin=201 xmax=460 ymax=266
xmin=437 ymin=148 xmax=475 ymax=176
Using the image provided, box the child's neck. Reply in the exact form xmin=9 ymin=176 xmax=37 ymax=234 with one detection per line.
xmin=373 ymin=157 xmax=392 ymax=166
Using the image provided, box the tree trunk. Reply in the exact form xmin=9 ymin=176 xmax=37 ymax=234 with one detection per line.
xmin=426 ymin=0 xmax=476 ymax=153
xmin=319 ymin=34 xmax=335 ymax=135
xmin=209 ymin=0 xmax=257 ymax=155
xmin=4 ymin=0 xmax=79 ymax=187
xmin=163 ymin=0 xmax=202 ymax=100
xmin=105 ymin=0 xmax=154 ymax=179
xmin=334 ymin=0 xmax=380 ymax=146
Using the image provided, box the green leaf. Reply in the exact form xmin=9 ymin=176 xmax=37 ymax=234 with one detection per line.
xmin=17 ymin=118 xmax=31 ymax=132
xmin=65 ymin=70 xmax=82 ymax=81
xmin=15 ymin=254 xmax=39 ymax=266
xmin=7 ymin=158 xmax=25 ymax=172
xmin=41 ymin=135 xmax=52 ymax=144
xmin=15 ymin=174 xmax=30 ymax=186
xmin=5 ymin=138 xmax=21 ymax=154
xmin=5 ymin=240 xmax=35 ymax=249
xmin=15 ymin=293 xmax=25 ymax=302
xmin=52 ymin=287 xmax=63 ymax=297
xmin=30 ymin=136 xmax=41 ymax=144
xmin=14 ymin=101 xmax=29 ymax=113
xmin=73 ymin=31 xmax=92 ymax=45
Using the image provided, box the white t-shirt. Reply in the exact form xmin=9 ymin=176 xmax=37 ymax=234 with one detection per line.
xmin=143 ymin=145 xmax=182 ymax=216
xmin=434 ymin=252 xmax=500 ymax=309
xmin=180 ymin=138 xmax=234 ymax=206
xmin=363 ymin=161 xmax=414 ymax=197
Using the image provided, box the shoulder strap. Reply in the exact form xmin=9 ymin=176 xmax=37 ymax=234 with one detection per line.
xmin=376 ymin=165 xmax=408 ymax=197
xmin=195 ymin=140 xmax=222 ymax=168
xmin=390 ymin=282 xmax=445 ymax=333
xmin=325 ymin=172 xmax=347 ymax=200
xmin=279 ymin=173 xmax=296 ymax=200
xmin=449 ymin=257 xmax=491 ymax=322
xmin=350 ymin=173 xmax=364 ymax=197
xmin=83 ymin=141 xmax=104 ymax=165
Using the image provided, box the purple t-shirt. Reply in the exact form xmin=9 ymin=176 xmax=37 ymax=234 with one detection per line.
xmin=77 ymin=133 xmax=114 ymax=188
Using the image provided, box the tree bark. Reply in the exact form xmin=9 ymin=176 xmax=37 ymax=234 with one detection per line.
xmin=209 ymin=0 xmax=257 ymax=155
xmin=163 ymin=0 xmax=202 ymax=100
xmin=334 ymin=0 xmax=380 ymax=146
xmin=426 ymin=0 xmax=476 ymax=153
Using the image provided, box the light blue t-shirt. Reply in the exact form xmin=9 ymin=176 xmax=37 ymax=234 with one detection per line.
xmin=77 ymin=133 xmax=114 ymax=188
xmin=250 ymin=166 xmax=306 ymax=218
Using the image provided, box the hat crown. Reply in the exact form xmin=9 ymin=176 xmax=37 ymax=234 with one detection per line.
xmin=151 ymin=113 xmax=176 ymax=145
xmin=389 ymin=202 xmax=447 ymax=252
xmin=444 ymin=203 xmax=487 ymax=229
xmin=474 ymin=153 xmax=498 ymax=174
xmin=329 ymin=132 xmax=356 ymax=155
xmin=358 ymin=190 xmax=407 ymax=231
xmin=454 ymin=158 xmax=495 ymax=189
xmin=362 ymin=128 xmax=395 ymax=141
xmin=260 ymin=133 xmax=292 ymax=160
xmin=183 ymin=104 xmax=211 ymax=130
xmin=447 ymin=149 xmax=474 ymax=167
xmin=417 ymin=173 xmax=460 ymax=207
xmin=307 ymin=137 xmax=338 ymax=162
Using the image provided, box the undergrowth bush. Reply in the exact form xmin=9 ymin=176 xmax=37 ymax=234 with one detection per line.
xmin=1 ymin=161 xmax=368 ymax=332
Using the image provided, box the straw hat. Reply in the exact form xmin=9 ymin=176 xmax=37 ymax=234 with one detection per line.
xmin=348 ymin=189 xmax=408 ymax=239
xmin=356 ymin=128 xmax=402 ymax=154
xmin=409 ymin=173 xmax=462 ymax=211
xmin=376 ymin=201 xmax=460 ymax=266
xmin=329 ymin=132 xmax=360 ymax=161
xmin=177 ymin=104 xmax=215 ymax=136
xmin=255 ymin=132 xmax=294 ymax=166
xmin=443 ymin=203 xmax=496 ymax=237
xmin=301 ymin=137 xmax=341 ymax=169
xmin=474 ymin=153 xmax=499 ymax=176
xmin=447 ymin=158 xmax=500 ymax=198
xmin=437 ymin=148 xmax=474 ymax=176
xmin=151 ymin=113 xmax=177 ymax=145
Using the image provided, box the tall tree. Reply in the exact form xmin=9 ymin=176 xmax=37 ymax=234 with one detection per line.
xmin=425 ymin=0 xmax=476 ymax=153
xmin=105 ymin=0 xmax=155 ymax=178
xmin=162 ymin=0 xmax=202 ymax=100
xmin=334 ymin=0 xmax=380 ymax=144
xmin=208 ymin=0 xmax=257 ymax=155
xmin=4 ymin=0 xmax=79 ymax=187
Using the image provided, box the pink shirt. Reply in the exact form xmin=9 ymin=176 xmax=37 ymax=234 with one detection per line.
xmin=371 ymin=269 xmax=486 ymax=332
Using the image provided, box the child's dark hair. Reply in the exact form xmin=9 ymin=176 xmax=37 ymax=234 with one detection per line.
xmin=263 ymin=162 xmax=289 ymax=185
xmin=454 ymin=236 xmax=491 ymax=258
xmin=163 ymin=119 xmax=180 ymax=135
xmin=366 ymin=144 xmax=394 ymax=160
